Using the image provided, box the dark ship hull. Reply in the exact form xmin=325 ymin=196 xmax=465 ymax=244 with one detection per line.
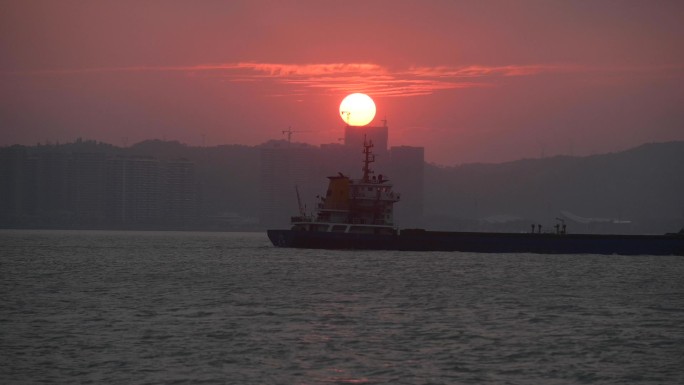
xmin=267 ymin=229 xmax=684 ymax=256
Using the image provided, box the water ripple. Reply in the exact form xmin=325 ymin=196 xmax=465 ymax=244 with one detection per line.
xmin=1 ymin=230 xmax=683 ymax=384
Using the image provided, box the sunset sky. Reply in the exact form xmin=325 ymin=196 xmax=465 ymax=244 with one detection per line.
xmin=1 ymin=1 xmax=683 ymax=164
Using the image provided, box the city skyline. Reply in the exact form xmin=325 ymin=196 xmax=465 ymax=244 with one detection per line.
xmin=1 ymin=1 xmax=683 ymax=165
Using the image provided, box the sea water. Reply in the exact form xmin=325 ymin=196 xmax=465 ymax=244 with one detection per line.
xmin=1 ymin=230 xmax=683 ymax=384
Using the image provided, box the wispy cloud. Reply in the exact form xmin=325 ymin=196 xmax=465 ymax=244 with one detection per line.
xmin=9 ymin=62 xmax=679 ymax=97
xmin=212 ymin=62 xmax=557 ymax=96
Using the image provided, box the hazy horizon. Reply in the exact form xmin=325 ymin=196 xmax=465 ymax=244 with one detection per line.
xmin=4 ymin=136 xmax=684 ymax=168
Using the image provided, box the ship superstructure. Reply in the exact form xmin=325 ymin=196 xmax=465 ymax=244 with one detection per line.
xmin=290 ymin=137 xmax=400 ymax=235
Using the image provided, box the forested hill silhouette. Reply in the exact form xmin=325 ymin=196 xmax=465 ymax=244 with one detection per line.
xmin=424 ymin=141 xmax=684 ymax=233
xmin=1 ymin=139 xmax=682 ymax=233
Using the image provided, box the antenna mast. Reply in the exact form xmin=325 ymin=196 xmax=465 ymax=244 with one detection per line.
xmin=362 ymin=135 xmax=375 ymax=182
xmin=295 ymin=185 xmax=306 ymax=217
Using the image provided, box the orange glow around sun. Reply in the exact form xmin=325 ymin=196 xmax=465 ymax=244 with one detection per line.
xmin=339 ymin=93 xmax=376 ymax=126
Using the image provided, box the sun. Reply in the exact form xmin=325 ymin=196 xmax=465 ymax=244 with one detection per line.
xmin=339 ymin=93 xmax=376 ymax=126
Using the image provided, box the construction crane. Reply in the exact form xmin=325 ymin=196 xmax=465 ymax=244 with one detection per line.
xmin=341 ymin=111 xmax=351 ymax=125
xmin=282 ymin=126 xmax=311 ymax=143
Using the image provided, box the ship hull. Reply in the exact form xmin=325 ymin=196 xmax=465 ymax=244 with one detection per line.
xmin=267 ymin=229 xmax=684 ymax=256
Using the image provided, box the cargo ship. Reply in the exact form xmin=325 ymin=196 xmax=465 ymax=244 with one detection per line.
xmin=267 ymin=139 xmax=684 ymax=256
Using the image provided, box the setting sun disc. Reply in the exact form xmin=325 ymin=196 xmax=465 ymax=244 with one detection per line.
xmin=339 ymin=93 xmax=376 ymax=126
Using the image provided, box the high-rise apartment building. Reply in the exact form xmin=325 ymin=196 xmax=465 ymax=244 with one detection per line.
xmin=259 ymin=142 xmax=318 ymax=227
xmin=69 ymin=152 xmax=107 ymax=223
xmin=1 ymin=146 xmax=198 ymax=228
xmin=164 ymin=159 xmax=198 ymax=224
xmin=344 ymin=124 xmax=388 ymax=154
xmin=107 ymin=157 xmax=161 ymax=224
xmin=0 ymin=147 xmax=30 ymax=220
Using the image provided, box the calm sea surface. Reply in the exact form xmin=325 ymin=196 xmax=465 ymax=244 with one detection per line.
xmin=1 ymin=230 xmax=683 ymax=384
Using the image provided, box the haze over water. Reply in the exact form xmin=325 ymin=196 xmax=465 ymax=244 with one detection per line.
xmin=2 ymin=230 xmax=683 ymax=384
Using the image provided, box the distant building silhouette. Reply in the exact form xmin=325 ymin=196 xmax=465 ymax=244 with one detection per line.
xmin=164 ymin=159 xmax=199 ymax=223
xmin=107 ymin=157 xmax=161 ymax=224
xmin=37 ymin=151 xmax=70 ymax=221
xmin=69 ymin=152 xmax=107 ymax=223
xmin=258 ymin=121 xmax=425 ymax=228
xmin=259 ymin=142 xmax=318 ymax=228
xmin=4 ymin=139 xmax=681 ymax=234
xmin=343 ymin=121 xmax=398 ymax=187
xmin=0 ymin=146 xmax=30 ymax=221
xmin=344 ymin=122 xmax=389 ymax=159
xmin=0 ymin=146 xmax=198 ymax=228
xmin=390 ymin=146 xmax=425 ymax=227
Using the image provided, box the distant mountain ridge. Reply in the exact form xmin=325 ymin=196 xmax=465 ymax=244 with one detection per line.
xmin=424 ymin=141 xmax=684 ymax=233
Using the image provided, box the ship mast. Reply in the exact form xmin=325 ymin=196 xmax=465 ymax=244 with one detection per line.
xmin=295 ymin=185 xmax=306 ymax=218
xmin=361 ymin=135 xmax=375 ymax=183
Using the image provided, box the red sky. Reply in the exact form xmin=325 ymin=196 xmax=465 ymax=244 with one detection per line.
xmin=1 ymin=0 xmax=683 ymax=164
